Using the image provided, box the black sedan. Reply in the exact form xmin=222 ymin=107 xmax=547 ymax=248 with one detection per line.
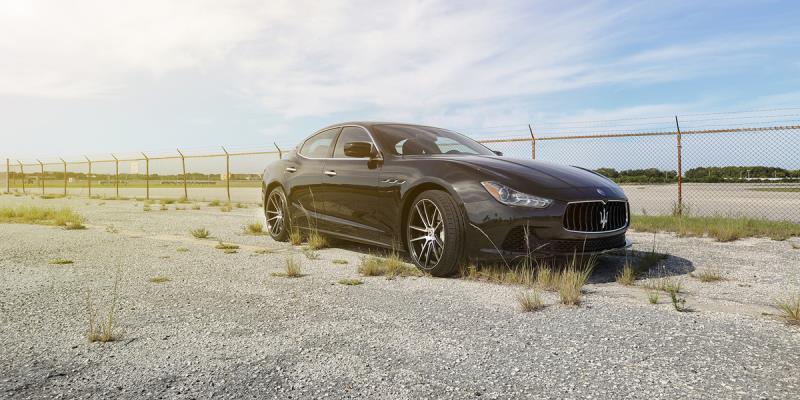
xmin=261 ymin=122 xmax=630 ymax=276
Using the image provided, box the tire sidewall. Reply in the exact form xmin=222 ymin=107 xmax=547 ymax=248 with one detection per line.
xmin=265 ymin=187 xmax=290 ymax=242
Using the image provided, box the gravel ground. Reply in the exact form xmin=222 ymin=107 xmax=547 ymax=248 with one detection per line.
xmin=1 ymin=194 xmax=799 ymax=399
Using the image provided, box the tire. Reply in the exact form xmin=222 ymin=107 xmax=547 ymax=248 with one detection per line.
xmin=264 ymin=187 xmax=290 ymax=242
xmin=405 ymin=190 xmax=466 ymax=277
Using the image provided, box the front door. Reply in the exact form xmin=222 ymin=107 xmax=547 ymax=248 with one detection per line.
xmin=316 ymin=126 xmax=392 ymax=246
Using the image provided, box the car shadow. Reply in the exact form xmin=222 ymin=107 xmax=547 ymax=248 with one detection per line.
xmin=586 ymin=250 xmax=695 ymax=284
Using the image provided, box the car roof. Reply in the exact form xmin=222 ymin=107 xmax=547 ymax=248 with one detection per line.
xmin=316 ymin=121 xmax=446 ymax=132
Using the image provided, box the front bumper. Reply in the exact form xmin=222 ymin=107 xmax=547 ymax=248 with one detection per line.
xmin=462 ymin=198 xmax=631 ymax=263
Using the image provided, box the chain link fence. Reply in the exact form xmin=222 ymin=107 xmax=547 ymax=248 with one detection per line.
xmin=3 ymin=118 xmax=800 ymax=222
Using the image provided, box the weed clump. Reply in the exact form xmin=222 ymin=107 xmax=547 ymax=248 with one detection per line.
xmin=517 ymin=290 xmax=544 ymax=312
xmin=190 ymin=228 xmax=210 ymax=239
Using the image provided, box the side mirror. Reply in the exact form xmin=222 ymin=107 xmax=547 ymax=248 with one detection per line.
xmin=492 ymin=150 xmax=503 ymax=156
xmin=344 ymin=141 xmax=376 ymax=158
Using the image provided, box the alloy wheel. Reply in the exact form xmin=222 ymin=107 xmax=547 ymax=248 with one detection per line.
xmin=407 ymin=199 xmax=445 ymax=269
xmin=265 ymin=190 xmax=286 ymax=236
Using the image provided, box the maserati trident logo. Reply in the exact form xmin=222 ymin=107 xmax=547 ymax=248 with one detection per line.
xmin=600 ymin=207 xmax=609 ymax=229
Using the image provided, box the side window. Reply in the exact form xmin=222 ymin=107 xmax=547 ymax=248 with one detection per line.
xmin=333 ymin=127 xmax=373 ymax=158
xmin=299 ymin=128 xmax=340 ymax=158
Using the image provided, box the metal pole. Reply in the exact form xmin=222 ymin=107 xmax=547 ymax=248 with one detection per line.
xmin=675 ymin=116 xmax=683 ymax=215
xmin=528 ymin=124 xmax=536 ymax=160
xmin=60 ymin=158 xmax=67 ymax=196
xmin=111 ymin=154 xmax=119 ymax=198
xmin=177 ymin=149 xmax=187 ymax=200
xmin=85 ymin=156 xmax=92 ymax=197
xmin=5 ymin=158 xmax=9 ymax=193
xmin=141 ymin=153 xmax=150 ymax=200
xmin=222 ymin=147 xmax=230 ymax=203
xmin=18 ymin=161 xmax=25 ymax=193
xmin=37 ymin=159 xmax=45 ymax=194
xmin=273 ymin=142 xmax=283 ymax=159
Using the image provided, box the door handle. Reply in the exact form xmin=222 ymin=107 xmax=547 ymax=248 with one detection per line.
xmin=285 ymin=167 xmax=297 ymax=173
xmin=324 ymin=170 xmax=337 ymax=177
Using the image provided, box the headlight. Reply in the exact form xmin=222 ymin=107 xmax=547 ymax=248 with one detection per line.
xmin=481 ymin=181 xmax=552 ymax=208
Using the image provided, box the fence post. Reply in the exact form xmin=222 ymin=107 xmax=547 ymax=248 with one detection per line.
xmin=84 ymin=156 xmax=92 ymax=197
xmin=141 ymin=153 xmax=150 ymax=200
xmin=273 ymin=142 xmax=283 ymax=159
xmin=18 ymin=161 xmax=25 ymax=193
xmin=528 ymin=124 xmax=536 ymax=160
xmin=37 ymin=160 xmax=44 ymax=194
xmin=111 ymin=154 xmax=119 ymax=198
xmin=5 ymin=158 xmax=9 ymax=193
xmin=222 ymin=147 xmax=230 ymax=203
xmin=177 ymin=149 xmax=187 ymax=200
xmin=674 ymin=116 xmax=683 ymax=215
xmin=60 ymin=158 xmax=67 ymax=196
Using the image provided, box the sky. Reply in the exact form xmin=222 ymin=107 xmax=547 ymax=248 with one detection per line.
xmin=1 ymin=0 xmax=799 ymax=162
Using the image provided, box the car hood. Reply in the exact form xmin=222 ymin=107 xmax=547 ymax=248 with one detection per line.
xmin=446 ymin=155 xmax=626 ymax=201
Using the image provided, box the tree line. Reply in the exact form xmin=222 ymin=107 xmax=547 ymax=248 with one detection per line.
xmin=594 ymin=166 xmax=800 ymax=183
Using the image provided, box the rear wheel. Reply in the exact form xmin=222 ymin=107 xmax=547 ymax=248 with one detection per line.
xmin=405 ymin=190 xmax=466 ymax=277
xmin=265 ymin=187 xmax=290 ymax=242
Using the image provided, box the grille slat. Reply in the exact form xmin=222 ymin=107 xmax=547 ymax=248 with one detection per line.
xmin=563 ymin=201 xmax=628 ymax=233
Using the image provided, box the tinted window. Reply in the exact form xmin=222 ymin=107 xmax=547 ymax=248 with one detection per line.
xmin=371 ymin=124 xmax=494 ymax=156
xmin=333 ymin=127 xmax=373 ymax=158
xmin=299 ymin=128 xmax=339 ymax=158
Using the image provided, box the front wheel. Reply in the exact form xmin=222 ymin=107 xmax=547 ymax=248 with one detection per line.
xmin=265 ymin=187 xmax=290 ymax=242
xmin=405 ymin=190 xmax=466 ymax=277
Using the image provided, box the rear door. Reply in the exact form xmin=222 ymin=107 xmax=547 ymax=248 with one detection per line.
xmin=287 ymin=127 xmax=340 ymax=231
xmin=316 ymin=126 xmax=392 ymax=245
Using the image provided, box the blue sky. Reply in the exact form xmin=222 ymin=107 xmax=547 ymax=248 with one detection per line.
xmin=1 ymin=0 xmax=799 ymax=161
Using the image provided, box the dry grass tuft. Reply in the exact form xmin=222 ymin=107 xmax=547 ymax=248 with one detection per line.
xmin=223 ymin=249 xmax=238 ymax=254
xmin=306 ymin=231 xmax=328 ymax=250
xmin=669 ymin=291 xmax=687 ymax=312
xmin=644 ymin=274 xmax=683 ymax=294
xmin=692 ymin=268 xmax=725 ymax=283
xmin=358 ymin=253 xmax=421 ymax=279
xmin=235 ymin=202 xmax=247 ymax=208
xmin=253 ymin=248 xmax=275 ymax=254
xmin=176 ymin=247 xmax=189 ymax=253
xmin=245 ymin=222 xmax=264 ymax=235
xmin=49 ymin=258 xmax=74 ymax=265
xmin=86 ymin=274 xmax=120 ymax=343
xmin=338 ymin=279 xmax=363 ymax=286
xmin=214 ymin=241 xmax=239 ymax=250
xmin=289 ymin=229 xmax=303 ymax=246
xmin=191 ymin=204 xmax=201 ymax=210
xmin=190 ymin=228 xmax=210 ymax=239
xmin=332 ymin=259 xmax=349 ymax=265
xmin=517 ymin=290 xmax=544 ymax=312
xmin=159 ymin=198 xmax=176 ymax=205
xmin=148 ymin=276 xmax=170 ymax=283
xmin=142 ymin=205 xmax=152 ymax=212
xmin=159 ymin=204 xmax=168 ymax=211
xmin=775 ymin=294 xmax=800 ymax=325
xmin=558 ymin=264 xmax=592 ymax=306
xmin=271 ymin=258 xmax=304 ymax=278
xmin=536 ymin=266 xmax=558 ymax=291
xmin=0 ymin=206 xmax=85 ymax=229
xmin=208 ymin=200 xmax=221 ymax=207
xmin=647 ymin=291 xmax=660 ymax=304
xmin=615 ymin=262 xmax=637 ymax=286
xmin=220 ymin=204 xmax=233 ymax=212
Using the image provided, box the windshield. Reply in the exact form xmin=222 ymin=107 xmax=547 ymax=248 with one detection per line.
xmin=371 ymin=124 xmax=495 ymax=156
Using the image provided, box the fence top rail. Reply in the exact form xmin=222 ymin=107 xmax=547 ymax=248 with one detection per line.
xmin=476 ymin=124 xmax=800 ymax=143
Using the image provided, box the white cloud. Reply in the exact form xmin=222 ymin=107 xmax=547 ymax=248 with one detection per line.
xmin=0 ymin=0 xmax=793 ymax=125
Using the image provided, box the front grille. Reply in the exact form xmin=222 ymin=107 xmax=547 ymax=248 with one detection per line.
xmin=563 ymin=201 xmax=628 ymax=233
xmin=501 ymin=228 xmax=626 ymax=254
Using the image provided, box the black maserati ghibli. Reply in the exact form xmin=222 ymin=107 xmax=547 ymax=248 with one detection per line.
xmin=262 ymin=122 xmax=630 ymax=276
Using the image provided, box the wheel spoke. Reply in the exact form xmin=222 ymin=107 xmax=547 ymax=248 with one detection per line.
xmin=409 ymin=225 xmax=427 ymax=232
xmin=415 ymin=203 xmax=428 ymax=228
xmin=410 ymin=236 xmax=427 ymax=242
